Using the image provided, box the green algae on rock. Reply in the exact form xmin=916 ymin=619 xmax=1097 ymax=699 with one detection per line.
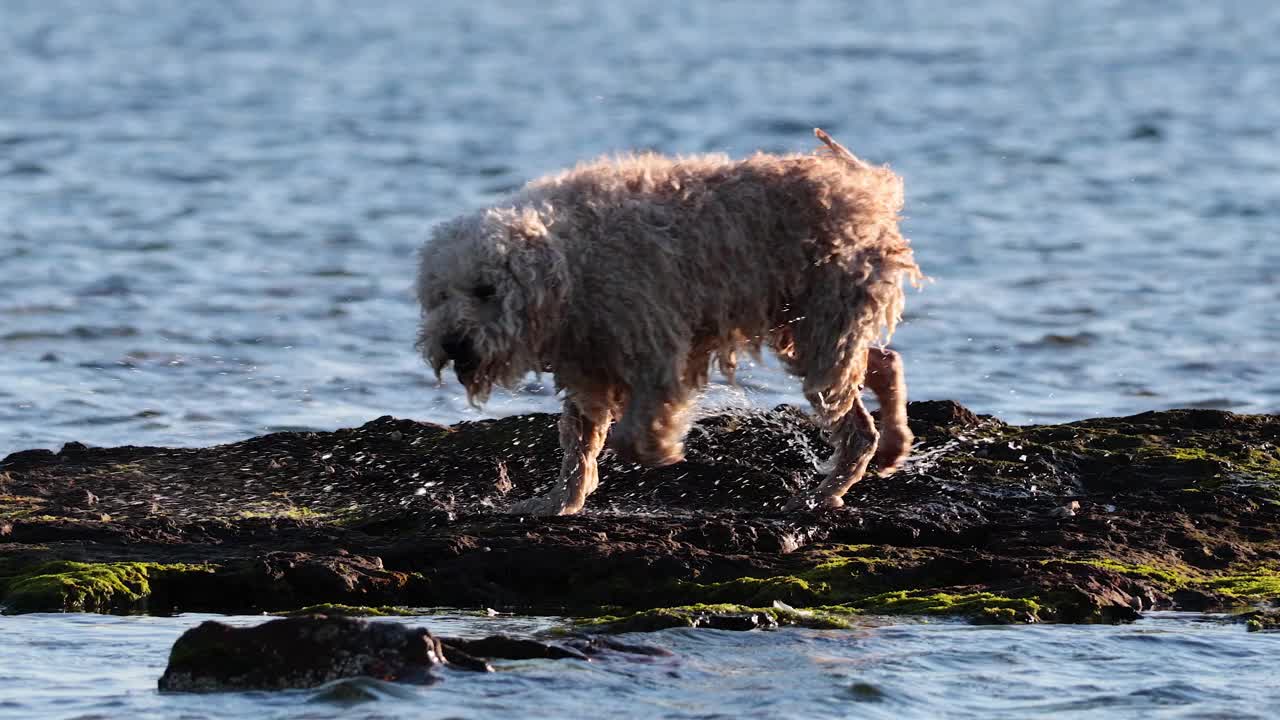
xmin=1 ymin=561 xmax=213 ymax=613
xmin=581 ymin=603 xmax=857 ymax=633
xmin=1238 ymin=609 xmax=1280 ymax=632
xmin=578 ymin=593 xmax=1044 ymax=632
xmin=2 ymin=401 xmax=1280 ymax=625
xmin=274 ymin=603 xmax=426 ymax=617
xmin=843 ymin=591 xmax=1042 ymax=623
xmin=1198 ymin=569 xmax=1280 ymax=602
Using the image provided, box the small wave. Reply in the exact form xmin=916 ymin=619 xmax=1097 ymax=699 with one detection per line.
xmin=1020 ymin=332 xmax=1099 ymax=349
xmin=795 ymin=42 xmax=982 ymax=66
xmin=0 ymin=303 xmax=73 ymax=317
xmin=1 ymin=162 xmax=49 ymax=177
xmin=146 ymin=168 xmax=230 ymax=185
xmin=308 ymin=676 xmax=424 ymax=704
xmin=76 ymin=275 xmax=133 ymax=297
xmin=1 ymin=326 xmax=139 ymax=342
xmin=1181 ymin=397 xmax=1242 ymax=410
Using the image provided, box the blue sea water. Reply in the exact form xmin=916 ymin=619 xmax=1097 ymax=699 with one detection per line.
xmin=1 ymin=613 xmax=1278 ymax=720
xmin=1 ymin=1 xmax=1278 ymax=717
xmin=1 ymin=0 xmax=1277 ymax=458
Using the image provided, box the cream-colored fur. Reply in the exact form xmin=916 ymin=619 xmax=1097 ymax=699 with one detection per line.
xmin=417 ymin=129 xmax=923 ymax=515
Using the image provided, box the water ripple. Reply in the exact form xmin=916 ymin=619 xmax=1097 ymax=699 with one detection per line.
xmin=1 ymin=0 xmax=1277 ymax=456
xmin=4 ymin=613 xmax=1273 ymax=719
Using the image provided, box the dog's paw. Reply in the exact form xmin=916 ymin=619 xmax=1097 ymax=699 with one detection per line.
xmin=507 ymin=494 xmax=582 ymax=517
xmin=872 ymin=424 xmax=913 ymax=476
xmin=782 ymin=493 xmax=844 ymax=513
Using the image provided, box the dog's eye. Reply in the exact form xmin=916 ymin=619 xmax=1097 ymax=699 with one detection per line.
xmin=473 ymin=284 xmax=496 ymax=300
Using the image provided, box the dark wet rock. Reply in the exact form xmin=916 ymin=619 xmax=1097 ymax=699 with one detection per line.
xmin=5 ymin=402 xmax=1280 ymax=626
xmin=847 ymin=681 xmax=889 ymax=702
xmin=203 ymin=551 xmax=425 ymax=612
xmin=1238 ymin=609 xmax=1280 ymax=632
xmin=442 ymin=635 xmax=588 ymax=662
xmin=158 ymin=615 xmax=447 ymax=692
xmin=698 ymin=611 xmax=779 ymax=631
xmin=902 ymin=399 xmax=983 ymax=429
xmin=157 ymin=615 xmax=640 ymax=692
xmin=1169 ymin=588 xmax=1218 ymax=612
xmin=0 ymin=447 xmax=57 ymax=472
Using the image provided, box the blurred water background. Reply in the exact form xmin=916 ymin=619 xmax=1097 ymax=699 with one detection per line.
xmin=2 ymin=0 xmax=1276 ymax=457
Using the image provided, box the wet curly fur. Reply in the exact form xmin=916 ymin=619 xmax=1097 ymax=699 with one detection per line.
xmin=417 ymin=130 xmax=923 ymax=515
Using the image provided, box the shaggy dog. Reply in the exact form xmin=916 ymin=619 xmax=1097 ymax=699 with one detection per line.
xmin=417 ymin=129 xmax=923 ymax=515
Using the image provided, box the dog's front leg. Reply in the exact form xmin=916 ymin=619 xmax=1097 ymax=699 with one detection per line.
xmin=508 ymin=398 xmax=611 ymax=516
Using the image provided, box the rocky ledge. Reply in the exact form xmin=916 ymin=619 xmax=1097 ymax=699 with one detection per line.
xmin=2 ymin=401 xmax=1279 ymax=628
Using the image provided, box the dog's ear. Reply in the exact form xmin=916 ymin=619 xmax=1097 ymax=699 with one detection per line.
xmin=498 ymin=208 xmax=570 ymax=345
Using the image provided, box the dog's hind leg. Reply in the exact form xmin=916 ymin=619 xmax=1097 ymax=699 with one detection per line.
xmin=785 ymin=397 xmax=879 ymax=510
xmin=508 ymin=397 xmax=612 ymax=516
xmin=865 ymin=347 xmax=912 ymax=475
xmin=779 ymin=268 xmax=886 ymax=510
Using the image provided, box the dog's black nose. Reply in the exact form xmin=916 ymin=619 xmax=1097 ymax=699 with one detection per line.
xmin=441 ymin=333 xmax=468 ymax=359
xmin=441 ymin=332 xmax=477 ymax=373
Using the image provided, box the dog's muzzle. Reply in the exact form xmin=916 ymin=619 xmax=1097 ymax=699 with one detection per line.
xmin=441 ymin=332 xmax=479 ymax=382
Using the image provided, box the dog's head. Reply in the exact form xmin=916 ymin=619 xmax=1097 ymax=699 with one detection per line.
xmin=416 ymin=206 xmax=568 ymax=405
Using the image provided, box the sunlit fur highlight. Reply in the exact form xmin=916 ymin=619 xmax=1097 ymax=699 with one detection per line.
xmin=417 ymin=131 xmax=922 ymax=515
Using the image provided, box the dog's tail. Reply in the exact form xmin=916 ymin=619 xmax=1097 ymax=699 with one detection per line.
xmin=813 ymin=128 xmax=871 ymax=171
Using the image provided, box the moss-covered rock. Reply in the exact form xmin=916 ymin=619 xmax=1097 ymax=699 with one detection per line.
xmin=844 ymin=590 xmax=1042 ymax=622
xmin=583 ymin=603 xmax=856 ymax=633
xmin=1 ymin=561 xmax=213 ymax=613
xmin=1238 ymin=609 xmax=1280 ymax=632
xmin=273 ymin=603 xmax=424 ymax=617
xmin=1198 ymin=569 xmax=1280 ymax=602
xmin=3 ymin=402 xmax=1280 ymax=626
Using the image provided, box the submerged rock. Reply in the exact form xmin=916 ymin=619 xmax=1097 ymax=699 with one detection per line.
xmin=443 ymin=635 xmax=589 ymax=661
xmin=1239 ymin=609 xmax=1280 ymax=632
xmin=4 ymin=401 xmax=1280 ymax=626
xmin=158 ymin=615 xmax=626 ymax=692
xmin=158 ymin=615 xmax=447 ymax=692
